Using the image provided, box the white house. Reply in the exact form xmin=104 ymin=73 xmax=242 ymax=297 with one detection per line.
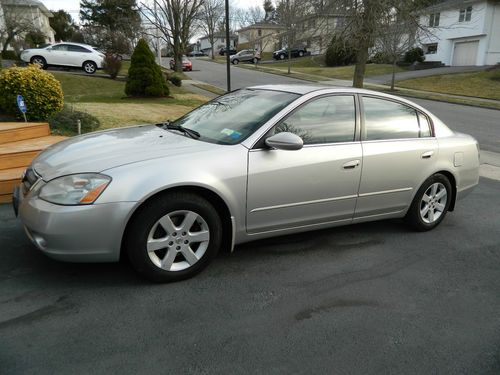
xmin=419 ymin=0 xmax=500 ymax=66
xmin=197 ymin=33 xmax=237 ymax=56
xmin=1 ymin=0 xmax=55 ymax=51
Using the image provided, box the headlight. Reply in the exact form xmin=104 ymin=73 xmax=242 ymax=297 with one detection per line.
xmin=39 ymin=173 xmax=111 ymax=205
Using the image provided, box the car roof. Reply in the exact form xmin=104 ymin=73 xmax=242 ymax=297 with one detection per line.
xmin=247 ymin=84 xmax=434 ymax=113
xmin=53 ymin=42 xmax=95 ymax=48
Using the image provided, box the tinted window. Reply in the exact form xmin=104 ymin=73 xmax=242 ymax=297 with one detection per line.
xmin=51 ymin=44 xmax=69 ymax=51
xmin=363 ymin=97 xmax=420 ymax=140
xmin=68 ymin=45 xmax=91 ymax=53
xmin=174 ymin=89 xmax=299 ymax=145
xmin=274 ymin=95 xmax=356 ymax=144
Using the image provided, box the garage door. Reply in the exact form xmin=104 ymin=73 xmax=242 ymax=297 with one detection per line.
xmin=452 ymin=41 xmax=479 ymax=66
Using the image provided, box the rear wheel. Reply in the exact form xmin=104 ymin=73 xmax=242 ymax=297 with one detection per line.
xmin=82 ymin=60 xmax=97 ymax=74
xmin=30 ymin=56 xmax=47 ymax=69
xmin=125 ymin=192 xmax=222 ymax=282
xmin=405 ymin=173 xmax=452 ymax=231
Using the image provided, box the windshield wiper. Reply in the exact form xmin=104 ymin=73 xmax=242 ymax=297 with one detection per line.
xmin=157 ymin=121 xmax=200 ymax=139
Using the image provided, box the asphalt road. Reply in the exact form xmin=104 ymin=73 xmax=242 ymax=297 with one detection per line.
xmin=185 ymin=59 xmax=500 ymax=153
xmin=1 ymin=177 xmax=500 ymax=374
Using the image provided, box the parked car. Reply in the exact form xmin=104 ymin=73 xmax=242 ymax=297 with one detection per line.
xmin=187 ymin=51 xmax=207 ymax=57
xmin=230 ymin=49 xmax=261 ymax=64
xmin=219 ymin=47 xmax=237 ymax=56
xmin=169 ymin=56 xmax=192 ymax=71
xmin=273 ymin=46 xmax=308 ymax=60
xmin=20 ymin=42 xmax=105 ymax=74
xmin=13 ymin=85 xmax=479 ymax=282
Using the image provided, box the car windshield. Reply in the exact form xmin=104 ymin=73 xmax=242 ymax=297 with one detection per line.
xmin=172 ymin=89 xmax=299 ymax=145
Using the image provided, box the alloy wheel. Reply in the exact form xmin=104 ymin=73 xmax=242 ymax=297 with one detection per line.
xmin=146 ymin=210 xmax=210 ymax=271
xmin=419 ymin=182 xmax=447 ymax=224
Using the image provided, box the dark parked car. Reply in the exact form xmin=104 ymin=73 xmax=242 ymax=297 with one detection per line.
xmin=219 ymin=47 xmax=237 ymax=56
xmin=187 ymin=51 xmax=207 ymax=57
xmin=273 ymin=46 xmax=308 ymax=60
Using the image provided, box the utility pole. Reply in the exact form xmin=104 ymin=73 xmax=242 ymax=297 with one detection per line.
xmin=154 ymin=1 xmax=162 ymax=66
xmin=225 ymin=0 xmax=231 ymax=92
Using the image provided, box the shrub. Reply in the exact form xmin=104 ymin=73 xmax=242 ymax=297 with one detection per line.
xmin=1 ymin=50 xmax=18 ymax=60
xmin=404 ymin=47 xmax=425 ymax=64
xmin=0 ymin=65 xmax=64 ymax=120
xmin=125 ymin=39 xmax=169 ymax=97
xmin=370 ymin=51 xmax=392 ymax=64
xmin=325 ymin=36 xmax=356 ymax=67
xmin=168 ymin=73 xmax=182 ymax=87
xmin=49 ymin=105 xmax=100 ymax=135
xmin=103 ymin=53 xmax=122 ymax=79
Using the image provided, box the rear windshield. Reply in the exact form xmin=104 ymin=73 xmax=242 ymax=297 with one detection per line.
xmin=173 ymin=89 xmax=300 ymax=145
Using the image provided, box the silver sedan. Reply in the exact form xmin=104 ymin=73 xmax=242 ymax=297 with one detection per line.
xmin=14 ymin=85 xmax=480 ymax=282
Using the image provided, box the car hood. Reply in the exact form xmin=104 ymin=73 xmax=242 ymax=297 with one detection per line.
xmin=33 ymin=125 xmax=219 ymax=181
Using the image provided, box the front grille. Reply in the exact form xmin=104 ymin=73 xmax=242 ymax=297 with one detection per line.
xmin=21 ymin=167 xmax=40 ymax=195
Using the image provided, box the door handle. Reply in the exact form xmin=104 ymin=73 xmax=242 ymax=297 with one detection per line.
xmin=421 ymin=151 xmax=434 ymax=159
xmin=342 ymin=160 xmax=360 ymax=169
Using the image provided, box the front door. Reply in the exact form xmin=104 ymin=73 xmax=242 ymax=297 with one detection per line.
xmin=247 ymin=95 xmax=362 ymax=234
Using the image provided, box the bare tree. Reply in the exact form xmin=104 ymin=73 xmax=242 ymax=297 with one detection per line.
xmin=141 ymin=0 xmax=203 ymax=72
xmin=233 ymin=6 xmax=265 ymax=29
xmin=199 ymin=0 xmax=224 ymax=59
xmin=0 ymin=0 xmax=38 ymax=53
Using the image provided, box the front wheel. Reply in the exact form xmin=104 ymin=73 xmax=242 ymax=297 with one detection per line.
xmin=279 ymin=54 xmax=285 ymax=60
xmin=405 ymin=173 xmax=452 ymax=231
xmin=83 ymin=60 xmax=97 ymax=74
xmin=30 ymin=56 xmax=47 ymax=69
xmin=125 ymin=192 xmax=222 ymax=282
xmin=232 ymin=59 xmax=239 ymax=65
xmin=298 ymin=51 xmax=304 ymax=57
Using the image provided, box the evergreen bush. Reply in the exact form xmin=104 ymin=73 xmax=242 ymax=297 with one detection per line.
xmin=325 ymin=36 xmax=356 ymax=67
xmin=125 ymin=39 xmax=168 ymax=97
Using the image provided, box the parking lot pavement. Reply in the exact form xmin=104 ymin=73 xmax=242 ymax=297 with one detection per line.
xmin=1 ymin=177 xmax=499 ymax=374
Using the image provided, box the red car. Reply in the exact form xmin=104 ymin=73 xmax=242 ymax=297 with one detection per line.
xmin=169 ymin=56 xmax=192 ymax=71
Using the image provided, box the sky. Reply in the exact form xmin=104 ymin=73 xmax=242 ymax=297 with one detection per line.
xmin=41 ymin=0 xmax=262 ymax=22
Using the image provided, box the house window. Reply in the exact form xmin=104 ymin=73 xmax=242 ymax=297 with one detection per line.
xmin=429 ymin=13 xmax=440 ymax=27
xmin=459 ymin=6 xmax=472 ymax=22
xmin=308 ymin=19 xmax=316 ymax=29
xmin=425 ymin=43 xmax=438 ymax=54
xmin=221 ymin=38 xmax=224 ymax=43
xmin=258 ymin=29 xmax=262 ymax=37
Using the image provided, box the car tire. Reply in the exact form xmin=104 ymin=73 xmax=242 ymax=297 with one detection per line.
xmin=30 ymin=56 xmax=47 ymax=69
xmin=253 ymin=57 xmax=258 ymax=64
xmin=83 ymin=60 xmax=97 ymax=74
xmin=405 ymin=173 xmax=452 ymax=231
xmin=279 ymin=54 xmax=285 ymax=60
xmin=232 ymin=59 xmax=239 ymax=65
xmin=125 ymin=192 xmax=223 ymax=282
xmin=298 ymin=51 xmax=304 ymax=57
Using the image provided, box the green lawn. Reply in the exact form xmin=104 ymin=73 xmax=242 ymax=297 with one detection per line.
xmin=53 ymin=72 xmax=208 ymax=130
xmin=397 ymin=70 xmax=500 ymax=101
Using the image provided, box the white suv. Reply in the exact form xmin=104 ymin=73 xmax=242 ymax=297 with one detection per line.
xmin=20 ymin=42 xmax=105 ymax=74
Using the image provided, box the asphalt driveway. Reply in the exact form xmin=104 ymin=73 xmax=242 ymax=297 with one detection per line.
xmin=1 ymin=177 xmax=499 ymax=374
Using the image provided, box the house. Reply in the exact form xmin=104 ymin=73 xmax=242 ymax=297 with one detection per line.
xmin=237 ymin=22 xmax=285 ymax=53
xmin=197 ymin=33 xmax=237 ymax=56
xmin=1 ymin=0 xmax=55 ymax=51
xmin=294 ymin=14 xmax=346 ymax=55
xmin=419 ymin=0 xmax=500 ymax=66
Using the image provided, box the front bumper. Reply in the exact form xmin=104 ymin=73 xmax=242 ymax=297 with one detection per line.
xmin=17 ymin=188 xmax=136 ymax=263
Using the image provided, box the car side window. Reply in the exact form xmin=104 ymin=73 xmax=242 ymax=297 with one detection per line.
xmin=51 ymin=44 xmax=69 ymax=51
xmin=363 ymin=97 xmax=423 ymax=140
xmin=274 ymin=95 xmax=356 ymax=144
xmin=68 ymin=45 xmax=91 ymax=53
xmin=418 ymin=112 xmax=432 ymax=137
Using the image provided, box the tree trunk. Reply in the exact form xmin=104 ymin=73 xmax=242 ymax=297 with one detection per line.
xmin=353 ymin=46 xmax=368 ymax=88
xmin=391 ymin=59 xmax=397 ymax=91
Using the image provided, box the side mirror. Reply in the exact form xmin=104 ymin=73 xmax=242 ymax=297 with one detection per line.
xmin=265 ymin=132 xmax=303 ymax=151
